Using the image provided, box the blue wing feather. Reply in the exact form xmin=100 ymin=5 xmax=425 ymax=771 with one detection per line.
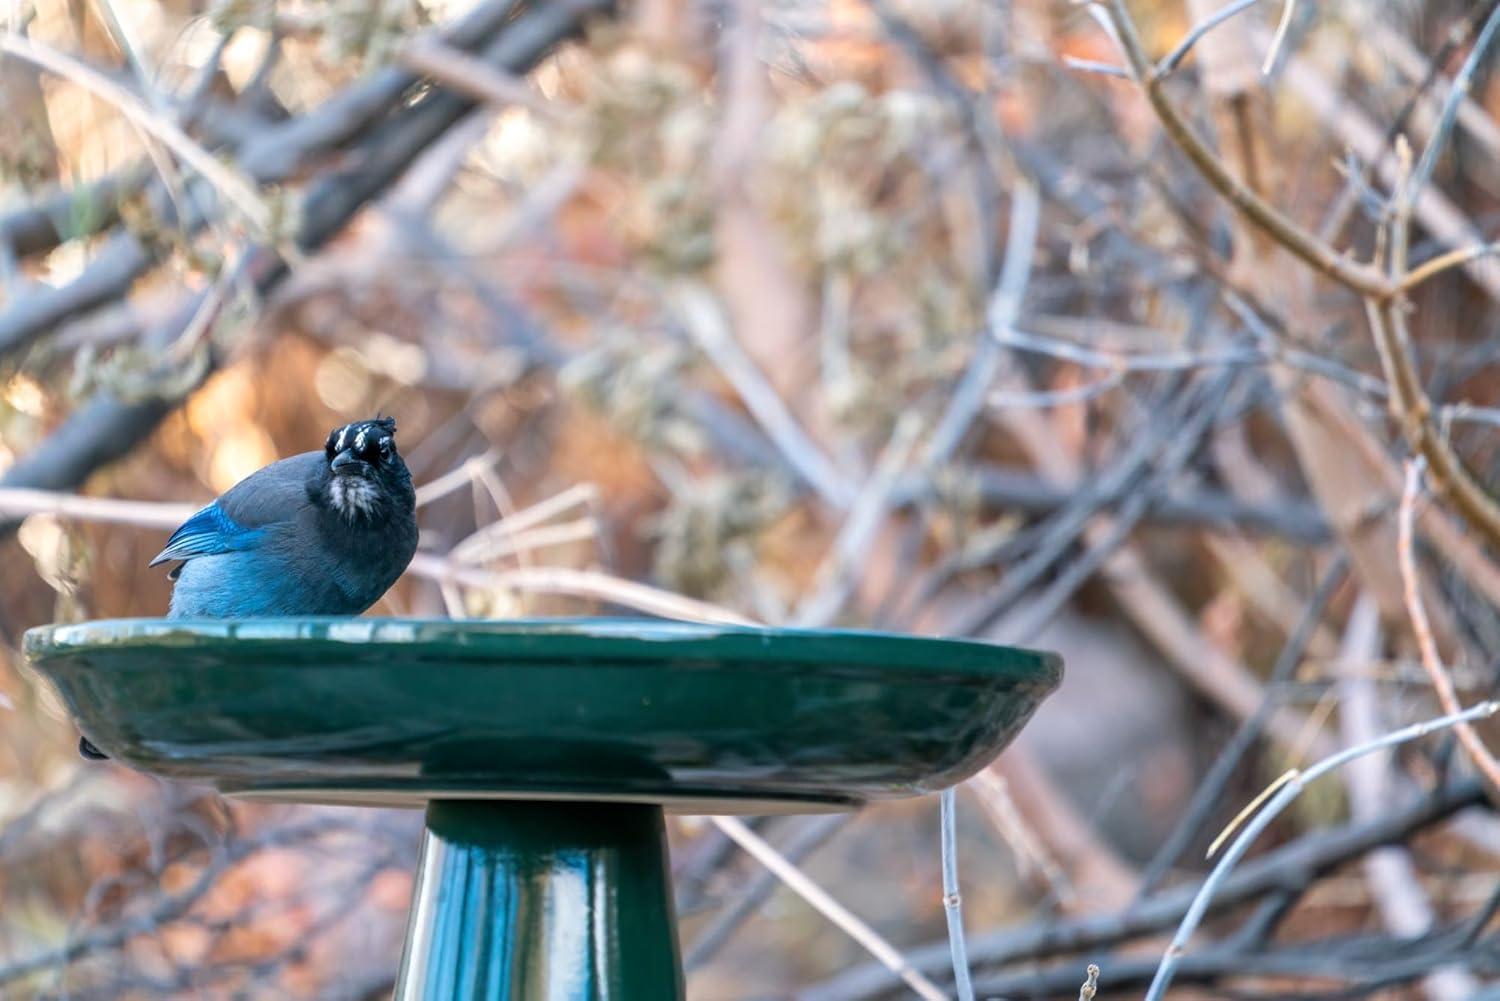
xmin=149 ymin=452 xmax=324 ymax=568
xmin=149 ymin=503 xmax=267 ymax=566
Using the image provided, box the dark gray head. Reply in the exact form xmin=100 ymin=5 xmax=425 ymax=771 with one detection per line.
xmin=321 ymin=417 xmax=412 ymax=521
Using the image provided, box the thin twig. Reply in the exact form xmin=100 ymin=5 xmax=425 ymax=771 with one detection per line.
xmin=1260 ymin=0 xmax=1297 ymax=75
xmin=799 ymin=778 xmax=1487 ymax=1001
xmin=0 ymin=817 xmax=350 ymax=988
xmin=0 ymin=489 xmax=191 ymax=528
xmin=965 ymin=768 xmax=1078 ymax=908
xmin=1334 ymin=592 xmax=1479 ymax=1001
xmin=1315 ymin=3 xmax=1500 ymax=246
xmin=0 ymin=34 xmax=272 ymax=235
xmin=1064 ymin=56 xmax=1130 ymax=79
xmin=1365 ymin=299 xmax=1500 ymax=559
xmin=1397 ymin=241 xmax=1500 ymax=294
xmin=1107 ymin=0 xmax=1500 ymax=555
xmin=451 ymin=519 xmax=597 ymax=564
xmin=712 ymin=816 xmax=950 ymax=1001
xmin=397 ymin=39 xmax=575 ymax=122
xmin=988 ymin=373 xmax=1123 ymax=409
xmin=1398 ymin=459 xmax=1500 ymax=792
xmin=940 ymin=788 xmax=975 ymax=1001
xmin=1156 ymin=0 xmax=1263 ymax=76
xmin=1137 ymin=554 xmax=1348 ymax=895
xmin=412 ymin=449 xmax=504 ymax=507
xmin=448 ymin=483 xmax=600 ymax=563
xmin=1275 ymin=26 xmax=1500 ymax=301
xmin=922 ymin=179 xmax=1041 ymax=470
xmin=1078 ymin=963 xmax=1101 ymax=1001
xmin=674 ymin=282 xmax=855 ymax=509
xmin=1406 ymin=6 xmax=1500 ymax=213
xmin=1098 ymin=0 xmax=1392 ymax=298
xmin=682 ymin=814 xmax=850 ymax=970
xmin=406 ymin=555 xmax=757 ymax=625
xmin=795 ymin=414 xmax=921 ymax=626
xmin=1144 ymin=700 xmax=1500 ymax=1001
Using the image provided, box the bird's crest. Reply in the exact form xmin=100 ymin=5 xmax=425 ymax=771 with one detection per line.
xmin=325 ymin=416 xmax=398 ymax=460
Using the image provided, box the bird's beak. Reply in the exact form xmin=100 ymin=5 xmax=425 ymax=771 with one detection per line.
xmin=331 ymin=449 xmax=365 ymax=473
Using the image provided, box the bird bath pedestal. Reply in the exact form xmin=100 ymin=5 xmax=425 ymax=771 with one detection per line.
xmin=26 ymin=619 xmax=1061 ymax=1000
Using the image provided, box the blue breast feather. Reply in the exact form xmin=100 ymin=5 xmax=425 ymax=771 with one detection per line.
xmin=149 ymin=503 xmax=267 ymax=566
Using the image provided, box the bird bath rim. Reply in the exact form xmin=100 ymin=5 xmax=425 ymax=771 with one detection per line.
xmin=26 ymin=616 xmax=1061 ymax=677
xmin=27 ymin=616 xmax=1061 ymax=813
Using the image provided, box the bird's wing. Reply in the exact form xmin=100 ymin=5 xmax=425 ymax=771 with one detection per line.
xmin=148 ymin=502 xmax=266 ymax=566
xmin=149 ymin=452 xmax=324 ymax=566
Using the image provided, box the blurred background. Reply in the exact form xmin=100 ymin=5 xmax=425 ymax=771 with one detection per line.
xmin=2 ymin=0 xmax=1500 ymax=997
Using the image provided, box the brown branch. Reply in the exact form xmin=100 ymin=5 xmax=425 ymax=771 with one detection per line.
xmin=0 ymin=817 xmax=349 ymax=989
xmin=1334 ymin=592 xmax=1480 ymax=1001
xmin=0 ymin=167 xmax=147 ymax=259
xmin=991 ymin=389 xmax=1336 ymax=760
xmin=1098 ymin=0 xmax=1393 ymax=299
xmin=1366 ymin=299 xmax=1500 ymax=553
xmin=1397 ymin=241 xmax=1500 ymax=295
xmin=0 ymin=0 xmax=610 ymax=524
xmin=1102 ymin=0 xmax=1500 ymax=556
xmin=798 ymin=777 xmax=1489 ymax=1001
xmin=396 ymin=40 xmax=575 ymax=122
xmin=1398 ymin=461 xmax=1500 ymax=793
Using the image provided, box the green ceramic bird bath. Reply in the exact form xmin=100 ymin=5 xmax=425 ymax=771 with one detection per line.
xmin=26 ymin=618 xmax=1061 ymax=1000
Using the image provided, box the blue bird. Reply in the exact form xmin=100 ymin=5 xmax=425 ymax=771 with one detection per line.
xmin=77 ymin=417 xmax=418 ymax=760
xmin=152 ymin=416 xmax=419 ymax=617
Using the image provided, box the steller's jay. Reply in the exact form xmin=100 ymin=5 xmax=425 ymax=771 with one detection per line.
xmin=77 ymin=417 xmax=419 ymax=760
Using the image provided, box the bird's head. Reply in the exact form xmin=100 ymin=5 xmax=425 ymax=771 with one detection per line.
xmin=322 ymin=417 xmax=412 ymax=521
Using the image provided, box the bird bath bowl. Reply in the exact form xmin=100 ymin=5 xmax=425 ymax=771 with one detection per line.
xmin=26 ymin=618 xmax=1061 ymax=999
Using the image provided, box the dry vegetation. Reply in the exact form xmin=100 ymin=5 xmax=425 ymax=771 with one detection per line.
xmin=2 ymin=0 xmax=1500 ymax=997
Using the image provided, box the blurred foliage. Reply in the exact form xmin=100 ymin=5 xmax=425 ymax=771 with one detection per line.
xmin=2 ymin=0 xmax=1500 ymax=996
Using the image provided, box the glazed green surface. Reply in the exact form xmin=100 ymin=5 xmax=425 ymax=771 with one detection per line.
xmin=396 ymin=800 xmax=684 ymax=1001
xmin=26 ymin=617 xmax=1061 ymax=811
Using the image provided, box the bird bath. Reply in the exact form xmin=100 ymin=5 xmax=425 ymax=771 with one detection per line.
xmin=26 ymin=618 xmax=1061 ymax=999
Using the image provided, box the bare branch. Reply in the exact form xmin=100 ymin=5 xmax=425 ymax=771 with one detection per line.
xmin=939 ymin=788 xmax=975 ymax=1001
xmin=1405 ymin=6 xmax=1500 ymax=215
xmin=1398 ymin=460 xmax=1500 ymax=793
xmin=1156 ymin=0 xmax=1263 ymax=77
xmin=713 ymin=815 xmax=949 ymax=1001
xmin=1260 ymin=0 xmax=1298 ymax=74
xmin=1098 ymin=0 xmax=1392 ymax=297
xmin=799 ymin=778 xmax=1488 ymax=1001
xmin=0 ymin=34 xmax=272 ymax=234
xmin=1144 ymin=700 xmax=1500 ymax=1000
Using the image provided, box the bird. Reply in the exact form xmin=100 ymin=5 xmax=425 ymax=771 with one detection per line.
xmin=77 ymin=417 xmax=419 ymax=761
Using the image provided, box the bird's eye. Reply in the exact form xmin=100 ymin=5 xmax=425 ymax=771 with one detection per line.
xmin=378 ymin=437 xmax=394 ymax=460
xmin=324 ymin=432 xmax=339 ymax=458
xmin=355 ymin=432 xmax=382 ymax=463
